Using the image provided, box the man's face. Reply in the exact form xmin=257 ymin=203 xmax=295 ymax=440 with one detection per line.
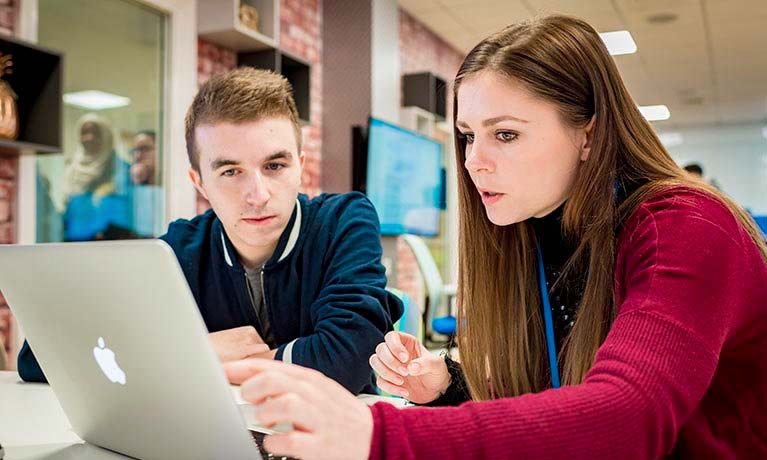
xmin=189 ymin=118 xmax=304 ymax=264
xmin=131 ymin=134 xmax=157 ymax=185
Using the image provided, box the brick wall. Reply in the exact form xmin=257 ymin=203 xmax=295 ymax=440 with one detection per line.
xmin=196 ymin=0 xmax=323 ymax=213
xmin=396 ymin=8 xmax=464 ymax=320
xmin=280 ymin=0 xmax=322 ymax=197
xmin=399 ymin=8 xmax=464 ymax=104
xmin=0 ymin=0 xmax=14 ymax=37
xmin=0 ymin=0 xmax=17 ymax=368
xmin=0 ymin=158 xmax=15 ymax=366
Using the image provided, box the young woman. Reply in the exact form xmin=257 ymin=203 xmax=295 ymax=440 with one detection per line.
xmin=223 ymin=15 xmax=767 ymax=460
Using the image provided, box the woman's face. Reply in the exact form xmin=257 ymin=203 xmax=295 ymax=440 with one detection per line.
xmin=80 ymin=121 xmax=104 ymax=155
xmin=457 ymin=71 xmax=593 ymax=226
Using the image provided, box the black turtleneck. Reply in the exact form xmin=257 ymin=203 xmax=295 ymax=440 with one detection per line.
xmin=530 ymin=203 xmax=585 ymax=352
xmin=423 ymin=204 xmax=585 ymax=407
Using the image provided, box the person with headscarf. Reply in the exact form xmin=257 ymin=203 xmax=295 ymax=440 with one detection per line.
xmin=63 ymin=113 xmax=135 ymax=241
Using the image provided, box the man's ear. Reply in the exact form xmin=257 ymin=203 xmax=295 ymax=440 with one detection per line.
xmin=580 ymin=115 xmax=596 ymax=162
xmin=298 ymin=151 xmax=306 ymax=169
xmin=188 ymin=168 xmax=209 ymax=201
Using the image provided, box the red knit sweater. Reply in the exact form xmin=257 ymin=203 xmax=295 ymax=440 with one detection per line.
xmin=369 ymin=188 xmax=767 ymax=459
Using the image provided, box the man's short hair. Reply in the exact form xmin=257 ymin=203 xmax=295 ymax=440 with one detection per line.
xmin=683 ymin=163 xmax=703 ymax=176
xmin=136 ymin=130 xmax=156 ymax=141
xmin=184 ymin=67 xmax=302 ymax=171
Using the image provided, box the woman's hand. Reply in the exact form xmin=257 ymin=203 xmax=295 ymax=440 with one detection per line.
xmin=225 ymin=359 xmax=373 ymax=460
xmin=369 ymin=331 xmax=451 ymax=404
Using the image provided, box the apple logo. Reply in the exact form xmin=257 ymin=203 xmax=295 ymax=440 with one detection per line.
xmin=93 ymin=337 xmax=127 ymax=385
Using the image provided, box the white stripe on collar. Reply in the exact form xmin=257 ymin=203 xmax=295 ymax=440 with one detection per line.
xmin=220 ymin=231 xmax=233 ymax=267
xmin=219 ymin=198 xmax=301 ymax=267
xmin=278 ymin=199 xmax=302 ymax=262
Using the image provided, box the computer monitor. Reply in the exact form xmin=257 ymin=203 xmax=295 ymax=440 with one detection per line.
xmin=363 ymin=117 xmax=444 ymax=237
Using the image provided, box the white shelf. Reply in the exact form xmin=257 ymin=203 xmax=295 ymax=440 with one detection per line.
xmin=198 ymin=0 xmax=279 ymax=52
xmin=199 ymin=24 xmax=276 ymax=51
xmin=400 ymin=106 xmax=436 ymax=137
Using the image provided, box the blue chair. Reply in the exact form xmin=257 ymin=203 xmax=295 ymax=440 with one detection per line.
xmin=400 ymin=234 xmax=457 ymax=342
xmin=753 ymin=215 xmax=767 ymax=238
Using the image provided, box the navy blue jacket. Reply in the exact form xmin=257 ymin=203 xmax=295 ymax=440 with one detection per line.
xmin=18 ymin=192 xmax=403 ymax=394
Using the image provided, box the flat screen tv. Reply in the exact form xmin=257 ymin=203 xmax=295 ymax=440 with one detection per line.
xmin=363 ymin=117 xmax=444 ymax=236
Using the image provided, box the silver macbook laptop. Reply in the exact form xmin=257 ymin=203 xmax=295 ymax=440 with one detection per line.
xmin=0 ymin=240 xmax=269 ymax=460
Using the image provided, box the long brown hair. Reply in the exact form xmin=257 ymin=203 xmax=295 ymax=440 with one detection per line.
xmin=454 ymin=15 xmax=767 ymax=400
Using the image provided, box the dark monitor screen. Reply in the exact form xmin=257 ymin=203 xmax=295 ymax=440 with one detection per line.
xmin=365 ymin=118 xmax=443 ymax=236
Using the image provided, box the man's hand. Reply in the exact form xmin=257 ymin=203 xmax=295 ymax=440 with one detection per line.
xmin=245 ymin=348 xmax=278 ymax=360
xmin=209 ymin=326 xmax=269 ymax=363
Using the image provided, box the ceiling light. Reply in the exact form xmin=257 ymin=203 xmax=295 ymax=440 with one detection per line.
xmin=63 ymin=90 xmax=131 ymax=110
xmin=658 ymin=132 xmax=683 ymax=147
xmin=599 ymin=30 xmax=637 ymax=55
xmin=639 ymin=105 xmax=671 ymax=121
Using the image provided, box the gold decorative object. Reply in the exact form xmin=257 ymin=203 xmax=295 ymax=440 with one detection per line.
xmin=239 ymin=2 xmax=261 ymax=33
xmin=0 ymin=53 xmax=18 ymax=140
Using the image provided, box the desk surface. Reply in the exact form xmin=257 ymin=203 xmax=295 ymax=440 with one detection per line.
xmin=0 ymin=371 xmax=406 ymax=459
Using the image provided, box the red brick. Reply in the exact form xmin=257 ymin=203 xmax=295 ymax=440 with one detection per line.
xmin=0 ymin=8 xmax=14 ymax=29
xmin=399 ymin=9 xmax=463 ymax=81
xmin=208 ymin=45 xmax=220 ymax=62
xmin=0 ymin=157 xmax=16 ymax=179
xmin=0 ymin=221 xmax=12 ymax=243
xmin=212 ymin=62 xmax=227 ymax=75
xmin=0 ymin=307 xmax=10 ymax=350
xmin=0 ymin=179 xmax=11 ymax=223
xmin=0 ymin=179 xmax=10 ymax=197
xmin=222 ymin=52 xmax=237 ymax=69
xmin=0 ymin=200 xmax=9 ymax=223
xmin=281 ymin=8 xmax=296 ymax=25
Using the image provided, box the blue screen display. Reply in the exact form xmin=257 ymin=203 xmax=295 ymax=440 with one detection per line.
xmin=366 ymin=118 xmax=443 ymax=236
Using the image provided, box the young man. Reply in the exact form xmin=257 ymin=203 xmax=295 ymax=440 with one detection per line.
xmin=18 ymin=68 xmax=403 ymax=394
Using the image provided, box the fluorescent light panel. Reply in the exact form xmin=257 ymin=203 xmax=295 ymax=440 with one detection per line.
xmin=63 ymin=90 xmax=131 ymax=110
xmin=599 ymin=30 xmax=637 ymax=55
xmin=639 ymin=105 xmax=671 ymax=121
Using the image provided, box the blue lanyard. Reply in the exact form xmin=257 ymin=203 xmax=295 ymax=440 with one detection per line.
xmin=536 ymin=244 xmax=561 ymax=388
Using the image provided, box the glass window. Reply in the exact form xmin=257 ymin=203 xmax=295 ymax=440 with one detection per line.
xmin=663 ymin=125 xmax=767 ymax=219
xmin=36 ymin=0 xmax=165 ymax=242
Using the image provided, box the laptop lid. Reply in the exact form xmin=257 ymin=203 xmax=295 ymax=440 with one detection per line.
xmin=0 ymin=240 xmax=260 ymax=460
